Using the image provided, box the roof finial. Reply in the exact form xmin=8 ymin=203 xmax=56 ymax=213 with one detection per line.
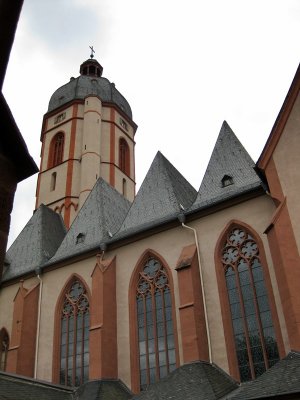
xmin=89 ymin=45 xmax=95 ymax=59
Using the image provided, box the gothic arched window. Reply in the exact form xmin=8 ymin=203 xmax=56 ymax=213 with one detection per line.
xmin=59 ymin=280 xmax=89 ymax=386
xmin=49 ymin=132 xmax=64 ymax=168
xmin=119 ymin=138 xmax=130 ymax=175
xmin=0 ymin=328 xmax=9 ymax=371
xmin=136 ymin=257 xmax=176 ymax=390
xmin=222 ymin=227 xmax=279 ymax=381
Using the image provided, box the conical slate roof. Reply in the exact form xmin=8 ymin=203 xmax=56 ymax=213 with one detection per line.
xmin=116 ymin=151 xmax=197 ymax=237
xmin=3 ymin=204 xmax=66 ymax=281
xmin=132 ymin=361 xmax=238 ymax=400
xmin=191 ymin=121 xmax=262 ymax=210
xmin=48 ymin=178 xmax=131 ymax=264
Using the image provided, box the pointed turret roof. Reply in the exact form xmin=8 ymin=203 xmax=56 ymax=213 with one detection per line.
xmin=3 ymin=205 xmax=66 ymax=281
xmin=191 ymin=121 xmax=262 ymax=210
xmin=48 ymin=178 xmax=131 ymax=264
xmin=116 ymin=151 xmax=197 ymax=237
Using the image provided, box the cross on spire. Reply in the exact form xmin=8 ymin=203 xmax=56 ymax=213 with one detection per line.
xmin=89 ymin=46 xmax=95 ymax=59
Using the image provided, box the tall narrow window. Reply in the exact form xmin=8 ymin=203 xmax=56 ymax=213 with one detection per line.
xmin=0 ymin=328 xmax=9 ymax=371
xmin=222 ymin=227 xmax=279 ymax=381
xmin=49 ymin=132 xmax=64 ymax=168
xmin=51 ymin=172 xmax=57 ymax=191
xmin=119 ymin=138 xmax=130 ymax=175
xmin=122 ymin=178 xmax=127 ymax=197
xmin=60 ymin=280 xmax=89 ymax=386
xmin=136 ymin=257 xmax=176 ymax=390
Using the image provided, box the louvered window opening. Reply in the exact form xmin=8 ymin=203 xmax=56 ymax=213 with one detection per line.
xmin=136 ymin=258 xmax=176 ymax=391
xmin=119 ymin=138 xmax=129 ymax=175
xmin=53 ymin=133 xmax=64 ymax=167
xmin=223 ymin=228 xmax=279 ymax=381
xmin=60 ymin=281 xmax=89 ymax=386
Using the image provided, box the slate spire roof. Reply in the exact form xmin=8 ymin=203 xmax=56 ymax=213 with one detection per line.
xmin=48 ymin=178 xmax=131 ymax=264
xmin=116 ymin=151 xmax=197 ymax=236
xmin=3 ymin=204 xmax=66 ymax=281
xmin=191 ymin=121 xmax=262 ymax=210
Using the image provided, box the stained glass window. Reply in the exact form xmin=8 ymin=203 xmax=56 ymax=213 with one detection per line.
xmin=59 ymin=280 xmax=89 ymax=386
xmin=136 ymin=257 xmax=176 ymax=390
xmin=0 ymin=329 xmax=9 ymax=371
xmin=222 ymin=228 xmax=279 ymax=381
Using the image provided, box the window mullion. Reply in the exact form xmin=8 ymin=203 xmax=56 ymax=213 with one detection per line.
xmin=161 ymin=288 xmax=169 ymax=374
xmin=64 ymin=316 xmax=69 ymax=386
xmin=151 ymin=286 xmax=159 ymax=381
xmin=142 ymin=295 xmax=150 ymax=386
xmin=248 ymin=264 xmax=269 ymax=369
xmin=73 ymin=308 xmax=77 ymax=386
xmin=235 ymin=265 xmax=255 ymax=379
xmin=80 ymin=312 xmax=85 ymax=385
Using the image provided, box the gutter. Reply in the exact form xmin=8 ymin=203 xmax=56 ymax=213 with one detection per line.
xmin=34 ymin=268 xmax=43 ymax=379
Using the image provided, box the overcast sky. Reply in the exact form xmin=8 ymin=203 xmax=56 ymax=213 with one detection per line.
xmin=3 ymin=0 xmax=300 ymax=247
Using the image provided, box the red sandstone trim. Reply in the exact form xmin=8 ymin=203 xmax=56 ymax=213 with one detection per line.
xmin=6 ymin=282 xmax=40 ymax=377
xmin=109 ymin=109 xmax=116 ymax=187
xmin=64 ymin=104 xmax=78 ymax=228
xmin=176 ymin=244 xmax=209 ymax=363
xmin=89 ymin=255 xmax=117 ymax=379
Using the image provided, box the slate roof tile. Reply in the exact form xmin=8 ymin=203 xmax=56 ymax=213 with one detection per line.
xmin=3 ymin=204 xmax=66 ymax=281
xmin=116 ymin=151 xmax=197 ymax=237
xmin=132 ymin=361 xmax=238 ymax=400
xmin=0 ymin=372 xmax=73 ymax=400
xmin=48 ymin=178 xmax=131 ymax=264
xmin=48 ymin=74 xmax=133 ymax=119
xmin=191 ymin=121 xmax=262 ymax=211
xmin=224 ymin=351 xmax=300 ymax=399
xmin=74 ymin=379 xmax=133 ymax=400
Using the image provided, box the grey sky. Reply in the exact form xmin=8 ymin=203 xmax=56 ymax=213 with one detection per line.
xmin=3 ymin=0 xmax=300 ymax=246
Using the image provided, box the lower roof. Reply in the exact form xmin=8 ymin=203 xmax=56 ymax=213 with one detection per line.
xmin=1 ymin=353 xmax=300 ymax=400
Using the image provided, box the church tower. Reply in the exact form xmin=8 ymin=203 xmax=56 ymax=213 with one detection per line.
xmin=35 ymin=53 xmax=137 ymax=228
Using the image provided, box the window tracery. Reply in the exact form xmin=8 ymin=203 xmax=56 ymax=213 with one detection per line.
xmin=59 ymin=280 xmax=89 ymax=386
xmin=222 ymin=227 xmax=279 ymax=381
xmin=136 ymin=257 xmax=176 ymax=390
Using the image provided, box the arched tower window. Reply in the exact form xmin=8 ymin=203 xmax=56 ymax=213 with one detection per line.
xmin=136 ymin=257 xmax=176 ymax=390
xmin=119 ymin=138 xmax=130 ymax=175
xmin=222 ymin=227 xmax=279 ymax=381
xmin=0 ymin=328 xmax=9 ymax=371
xmin=59 ymin=280 xmax=89 ymax=386
xmin=48 ymin=132 xmax=65 ymax=168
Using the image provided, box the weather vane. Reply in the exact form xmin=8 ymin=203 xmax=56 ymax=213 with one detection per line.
xmin=89 ymin=46 xmax=95 ymax=59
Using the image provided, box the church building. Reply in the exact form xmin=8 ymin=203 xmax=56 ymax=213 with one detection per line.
xmin=0 ymin=56 xmax=300 ymax=400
